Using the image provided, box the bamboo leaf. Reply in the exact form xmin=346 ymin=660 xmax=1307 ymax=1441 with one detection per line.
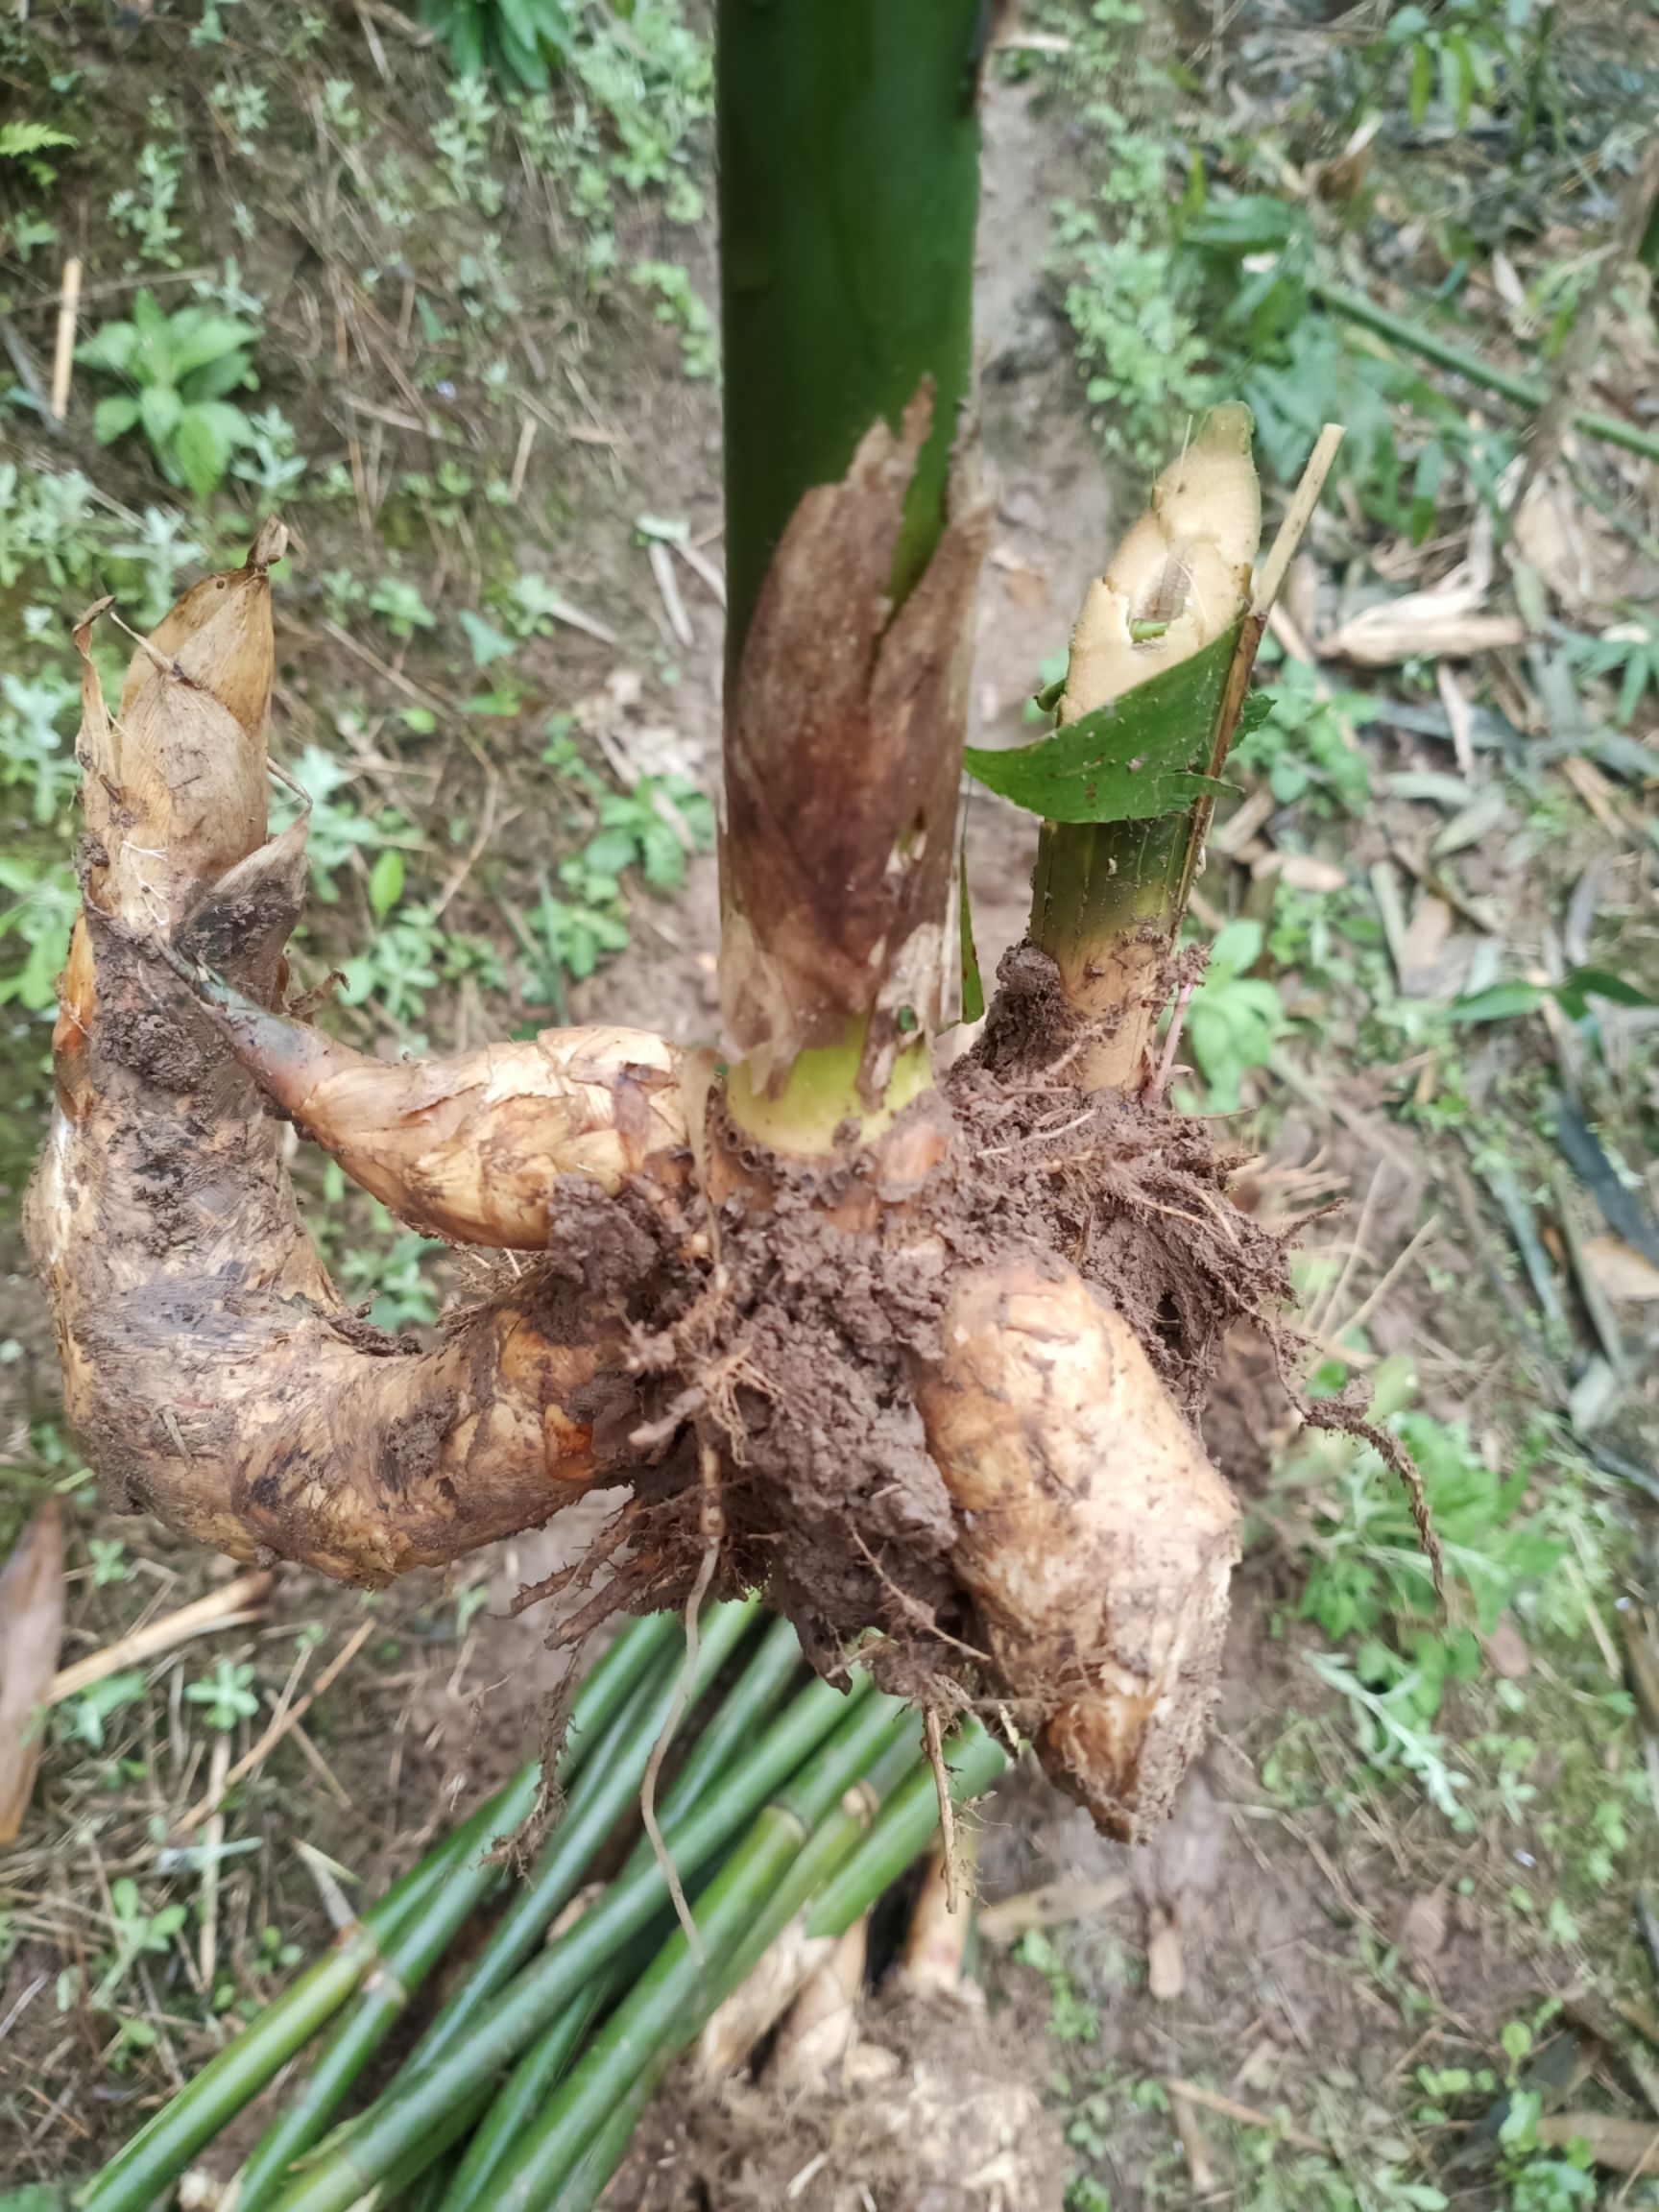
xmin=964 ymin=623 xmax=1240 ymax=827
xmin=958 ymin=836 xmax=984 ymax=1025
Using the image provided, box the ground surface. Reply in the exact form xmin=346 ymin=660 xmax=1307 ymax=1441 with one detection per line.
xmin=2 ymin=3 xmax=1659 ymax=2207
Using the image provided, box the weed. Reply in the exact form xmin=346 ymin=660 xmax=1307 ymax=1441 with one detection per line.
xmin=59 ymin=1671 xmax=147 ymax=1752
xmin=1184 ymin=918 xmax=1287 ymax=1111
xmin=185 ymin=1658 xmax=261 ymax=1730
xmin=0 ymin=119 xmax=77 ymax=188
xmin=1370 ymin=0 xmax=1544 ymax=131
xmin=1014 ymin=1928 xmax=1101 ymax=2046
xmin=233 ymin=406 xmax=308 ymax=506
xmin=107 ymin=126 xmax=186 ymax=267
xmin=94 ymin=1878 xmax=188 ymax=2008
xmin=86 ymin=1537 xmax=132 ymax=1586
xmin=421 ymin=0 xmax=573 ymax=91
xmin=1057 ymin=205 xmax=1214 ymax=460
xmin=271 ymin=745 xmax=418 ymax=902
xmin=332 ymin=1217 xmax=445 ymax=1331
xmin=0 ymin=855 xmax=78 ymax=1012
xmin=211 ymin=77 xmax=271 ymax=153
xmin=105 ymin=509 xmax=206 ymax=626
xmin=632 ymin=259 xmax=718 ymax=379
xmin=0 ymin=463 xmax=99 ymax=591
xmin=0 ymin=669 xmax=81 ymax=827
xmin=430 ymin=77 xmax=506 ymax=215
xmin=1562 ymin=611 xmax=1659 ymax=728
xmin=321 ymin=76 xmax=364 ymax=137
xmin=78 ymin=292 xmax=262 ymax=498
xmin=369 ymin=576 xmax=437 ymax=640
xmin=1236 ymin=660 xmax=1376 ymax=815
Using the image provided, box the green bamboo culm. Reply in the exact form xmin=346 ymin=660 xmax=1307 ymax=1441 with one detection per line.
xmin=257 ymin=1675 xmax=888 ymax=2212
xmin=525 ymin=1729 xmax=928 ymax=2212
xmin=233 ymin=1603 xmax=756 ymax=2212
xmin=80 ymin=1612 xmax=677 ymax=2212
xmin=434 ymin=1612 xmax=805 ymax=2212
xmin=475 ymin=1693 xmax=918 ymax=2209
xmin=410 ymin=1597 xmax=757 ymax=2073
xmin=715 ymin=0 xmax=984 ymax=673
xmin=504 ymin=1717 xmax=1001 ymax=2212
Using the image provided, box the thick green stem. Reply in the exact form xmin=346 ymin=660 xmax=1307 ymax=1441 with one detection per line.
xmin=805 ymin=1715 xmax=1010 ymax=1938
xmin=234 ymin=1607 xmax=757 ymax=2211
xmin=433 ymin=1614 xmax=805 ymax=2212
xmin=716 ymin=0 xmax=982 ymax=674
xmin=260 ymin=1677 xmax=890 ymax=2212
xmin=409 ymin=1598 xmax=754 ymax=2073
xmin=715 ymin=0 xmax=986 ymax=1151
xmin=81 ymin=1773 xmax=531 ymax=2212
xmin=82 ymin=1614 xmax=675 ymax=2212
xmin=479 ymin=1695 xmax=918 ymax=2209
xmin=530 ymin=1719 xmax=998 ymax=2212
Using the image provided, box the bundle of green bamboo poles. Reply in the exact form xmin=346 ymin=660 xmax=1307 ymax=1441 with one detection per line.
xmin=83 ymin=1602 xmax=1009 ymax=2212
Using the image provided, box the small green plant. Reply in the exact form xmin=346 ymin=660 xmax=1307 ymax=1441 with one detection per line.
xmin=0 ymin=669 xmax=81 ymax=827
xmin=633 ymin=259 xmax=717 ymax=379
xmin=1013 ymin=1927 xmax=1100 ymax=2045
xmin=368 ymin=576 xmax=437 ymax=640
xmin=1058 ymin=209 xmax=1214 ymax=460
xmin=334 ymin=1223 xmax=445 ymax=1331
xmin=185 ymin=1658 xmax=261 ymax=1730
xmin=78 ymin=292 xmax=262 ymax=498
xmin=107 ymin=132 xmax=186 ymax=267
xmin=420 ymin=0 xmax=573 ymax=91
xmin=1562 ymin=611 xmax=1659 ymax=728
xmin=95 ymin=1878 xmax=189 ymax=2007
xmin=87 ymin=1537 xmax=132 ymax=1586
xmin=1369 ymin=0 xmax=1539 ymax=130
xmin=1235 ymin=660 xmax=1375 ymax=814
xmin=1185 ymin=917 xmax=1286 ymax=1110
xmin=105 ymin=508 xmax=205 ymax=627
xmin=0 ymin=119 xmax=77 ymax=187
xmin=59 ymin=1670 xmax=147 ymax=1752
xmin=272 ymin=745 xmax=418 ymax=902
xmin=428 ymin=75 xmax=505 ymax=213
xmin=0 ymin=854 xmax=78 ymax=1012
xmin=1491 ymin=2017 xmax=1597 ymax=2211
xmin=1276 ymin=1371 xmax=1571 ymax=1825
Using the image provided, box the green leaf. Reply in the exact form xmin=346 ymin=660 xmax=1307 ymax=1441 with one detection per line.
xmin=172 ymin=401 xmax=247 ymax=498
xmin=368 ymin=849 xmax=405 ymax=921
xmin=92 ymin=393 xmax=142 ymax=444
xmin=1409 ymin=39 xmax=1433 ymax=125
xmin=0 ymin=122 xmax=76 ymax=159
xmin=1617 ymin=650 xmax=1649 ymax=727
xmin=76 ymin=319 xmax=137 ymax=374
xmin=965 ymin=623 xmax=1240 ymax=827
xmin=459 ymin=609 xmax=516 ymax=666
xmin=1553 ymin=967 xmax=1655 ymax=1020
xmin=167 ymin=314 xmax=262 ymax=381
xmin=441 ymin=0 xmax=486 ymax=74
xmin=138 ymin=383 xmax=182 ymax=449
xmin=131 ymin=287 xmax=167 ymax=349
xmin=1208 ymin=916 xmax=1264 ymax=975
xmin=959 ymin=835 xmax=984 ymax=1025
xmin=1449 ymin=979 xmax=1542 ymax=1023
